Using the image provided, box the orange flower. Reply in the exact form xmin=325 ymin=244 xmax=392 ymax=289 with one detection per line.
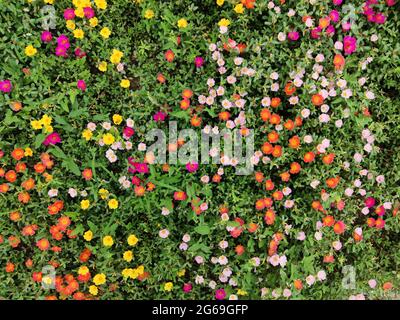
xmin=11 ymin=148 xmax=25 ymax=161
xmin=57 ymin=216 xmax=71 ymax=231
xmin=6 ymin=262 xmax=15 ymax=273
xmin=288 ymin=135 xmax=300 ymax=149
xmin=271 ymin=97 xmax=281 ymax=108
xmin=82 ymin=168 xmax=93 ymax=181
xmin=235 ymin=245 xmax=245 ymax=255
xmin=165 ymin=49 xmax=175 ymax=62
xmin=22 ymin=224 xmax=38 ymax=236
xmin=333 ymin=54 xmax=345 ymax=70
xmin=322 ymin=153 xmax=335 ymax=165
xmin=190 ymin=115 xmax=202 ymax=127
xmin=21 ymin=177 xmax=35 ymax=190
xmin=284 ymin=82 xmax=296 ymax=96
xmin=319 ymin=16 xmax=330 ymax=29
xmin=280 ymin=171 xmax=291 ymax=182
xmin=260 ymin=109 xmax=271 ymax=122
xmin=34 ymin=162 xmax=46 ymax=173
xmin=383 ymin=282 xmax=393 ymax=291
xmin=8 ymin=235 xmax=20 ymax=248
xmin=333 ymin=221 xmax=346 ymax=234
xmin=180 ymin=98 xmax=190 ymax=110
xmin=261 ymin=142 xmax=273 ymax=155
xmin=241 ymin=0 xmax=255 ymax=9
xmin=269 ymin=113 xmax=281 ymax=125
xmin=284 ymin=119 xmax=295 ymax=130
xmin=263 ymin=197 xmax=273 ymax=208
xmin=134 ymin=185 xmax=146 ymax=196
xmin=289 ymin=162 xmax=301 ymax=174
xmin=5 ymin=170 xmax=17 ymax=183
xmin=271 ymin=145 xmax=282 ymax=158
xmin=173 ymin=191 xmax=187 ymax=201
xmin=264 ymin=209 xmax=276 ymax=225
xmin=322 ymin=215 xmax=335 ymax=227
xmin=157 ymin=73 xmax=166 ymax=83
xmin=218 ymin=111 xmax=230 ymax=121
xmin=247 ymin=222 xmax=258 ymax=233
xmin=15 ymin=162 xmax=27 ymax=172
xmin=311 ymin=94 xmax=324 ymax=106
xmin=303 ymin=151 xmax=315 ymax=163
xmin=0 ymin=183 xmax=9 ymax=193
xmin=36 ymin=238 xmax=50 ymax=251
xmin=18 ymin=191 xmax=30 ymax=204
xmin=267 ymin=131 xmax=279 ymax=143
xmin=182 ymin=89 xmax=193 ymax=99
xmin=255 ymin=199 xmax=265 ymax=211
xmin=9 ymin=211 xmax=21 ymax=222
xmin=265 ymin=179 xmax=274 ymax=191
xmin=326 ymin=177 xmax=340 ymax=189
xmin=255 ymin=172 xmax=264 ymax=183
xmin=272 ymin=190 xmax=283 ymax=201
xmin=294 ymin=279 xmax=303 ymax=290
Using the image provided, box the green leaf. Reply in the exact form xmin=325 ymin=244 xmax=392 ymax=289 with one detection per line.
xmin=194 ymin=224 xmax=210 ymax=235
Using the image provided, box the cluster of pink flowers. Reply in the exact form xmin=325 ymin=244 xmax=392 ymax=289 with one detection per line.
xmin=56 ymin=34 xmax=71 ymax=57
xmin=0 ymin=79 xmax=12 ymax=93
xmin=128 ymin=158 xmax=149 ymax=174
xmin=362 ymin=0 xmax=390 ymax=24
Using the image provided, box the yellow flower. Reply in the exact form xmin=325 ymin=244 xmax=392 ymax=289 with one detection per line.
xmin=144 ymin=9 xmax=154 ymax=19
xmin=102 ymin=133 xmax=115 ymax=145
xmin=237 ymin=289 xmax=248 ymax=296
xmin=136 ymin=265 xmax=144 ymax=275
xmin=41 ymin=114 xmax=52 ymax=126
xmin=98 ymin=61 xmax=107 ymax=72
xmin=99 ymin=188 xmax=109 ymax=199
xmin=177 ymin=269 xmax=186 ymax=277
xmin=82 ymin=129 xmax=93 ymax=141
xmin=120 ymin=79 xmax=130 ymax=89
xmin=123 ymin=250 xmax=133 ymax=262
xmin=217 ymin=0 xmax=225 ymax=6
xmin=44 ymin=0 xmax=54 ymax=4
xmin=218 ymin=18 xmax=230 ymax=27
xmin=83 ymin=230 xmax=93 ymax=241
xmin=110 ymin=49 xmax=123 ymax=64
xmin=127 ymin=234 xmax=138 ymax=246
xmin=94 ymin=0 xmax=107 ymax=10
xmin=164 ymin=282 xmax=173 ymax=292
xmin=234 ymin=3 xmax=245 ymax=14
xmin=78 ymin=266 xmax=89 ymax=275
xmin=93 ymin=273 xmax=106 ymax=285
xmin=108 ymin=199 xmax=118 ymax=209
xmin=73 ymin=0 xmax=91 ymax=7
xmin=177 ymin=18 xmax=188 ymax=29
xmin=73 ymin=29 xmax=84 ymax=39
xmin=112 ymin=114 xmax=123 ymax=125
xmin=103 ymin=235 xmax=114 ymax=247
xmin=25 ymin=45 xmax=37 ymax=57
xmin=89 ymin=17 xmax=99 ymax=27
xmin=31 ymin=120 xmax=42 ymax=130
xmin=44 ymin=125 xmax=53 ymax=133
xmin=75 ymin=7 xmax=85 ymax=18
xmin=66 ymin=20 xmax=76 ymax=30
xmin=89 ymin=285 xmax=98 ymax=296
xmin=81 ymin=199 xmax=90 ymax=210
xmin=42 ymin=275 xmax=54 ymax=286
xmin=100 ymin=27 xmax=111 ymax=39
xmin=24 ymin=147 xmax=33 ymax=157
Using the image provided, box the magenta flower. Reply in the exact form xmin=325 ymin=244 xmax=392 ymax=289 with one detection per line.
xmin=74 ymin=47 xmax=86 ymax=59
xmin=43 ymin=132 xmax=61 ymax=146
xmin=332 ymin=0 xmax=343 ymax=5
xmin=386 ymin=0 xmax=396 ymax=6
xmin=83 ymin=7 xmax=95 ymax=19
xmin=183 ymin=283 xmax=192 ymax=293
xmin=326 ymin=25 xmax=336 ymax=36
xmin=55 ymin=46 xmax=68 ymax=57
xmin=288 ymin=31 xmax=300 ymax=41
xmin=194 ymin=56 xmax=204 ymax=68
xmin=186 ymin=162 xmax=199 ymax=173
xmin=329 ymin=10 xmax=340 ymax=23
xmin=123 ymin=127 xmax=135 ymax=139
xmin=375 ymin=13 xmax=386 ymax=24
xmin=63 ymin=8 xmax=75 ymax=20
xmin=0 ymin=80 xmax=12 ymax=93
xmin=153 ymin=111 xmax=167 ymax=122
xmin=77 ymin=80 xmax=87 ymax=91
xmin=57 ymin=35 xmax=70 ymax=49
xmin=343 ymin=36 xmax=357 ymax=55
xmin=310 ymin=27 xmax=322 ymax=39
xmin=131 ymin=176 xmax=141 ymax=186
xmin=41 ymin=31 xmax=52 ymax=43
xmin=215 ymin=289 xmax=226 ymax=300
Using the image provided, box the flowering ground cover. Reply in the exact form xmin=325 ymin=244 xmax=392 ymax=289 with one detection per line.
xmin=0 ymin=0 xmax=399 ymax=300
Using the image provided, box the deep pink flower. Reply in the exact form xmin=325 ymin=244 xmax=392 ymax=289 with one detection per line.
xmin=77 ymin=80 xmax=87 ymax=91
xmin=41 ymin=31 xmax=52 ymax=43
xmin=332 ymin=0 xmax=343 ymax=5
xmin=186 ymin=162 xmax=199 ymax=173
xmin=343 ymin=36 xmax=357 ymax=55
xmin=310 ymin=27 xmax=322 ymax=39
xmin=136 ymin=163 xmax=149 ymax=174
xmin=326 ymin=25 xmax=336 ymax=36
xmin=194 ymin=56 xmax=204 ymax=68
xmin=83 ymin=7 xmax=95 ymax=19
xmin=123 ymin=127 xmax=135 ymax=139
xmin=57 ymin=35 xmax=70 ymax=49
xmin=386 ymin=0 xmax=396 ymax=6
xmin=183 ymin=283 xmax=192 ymax=293
xmin=55 ymin=46 xmax=68 ymax=57
xmin=74 ymin=47 xmax=86 ymax=59
xmin=131 ymin=176 xmax=141 ymax=186
xmin=375 ymin=13 xmax=386 ymax=24
xmin=288 ymin=31 xmax=300 ymax=41
xmin=365 ymin=197 xmax=376 ymax=208
xmin=63 ymin=8 xmax=75 ymax=20
xmin=215 ymin=289 xmax=226 ymax=300
xmin=0 ymin=80 xmax=12 ymax=93
xmin=153 ymin=111 xmax=167 ymax=122
xmin=43 ymin=132 xmax=61 ymax=146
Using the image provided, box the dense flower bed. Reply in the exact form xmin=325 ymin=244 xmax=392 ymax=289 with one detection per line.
xmin=0 ymin=0 xmax=399 ymax=300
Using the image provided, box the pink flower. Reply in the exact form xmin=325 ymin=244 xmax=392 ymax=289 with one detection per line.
xmin=375 ymin=13 xmax=386 ymax=24
xmin=194 ymin=56 xmax=204 ymax=68
xmin=123 ymin=127 xmax=135 ymax=139
xmin=329 ymin=10 xmax=340 ymax=23
xmin=55 ymin=46 xmax=68 ymax=57
xmin=215 ymin=288 xmax=226 ymax=300
xmin=77 ymin=80 xmax=87 ymax=91
xmin=83 ymin=7 xmax=95 ymax=19
xmin=63 ymin=8 xmax=75 ymax=20
xmin=183 ymin=283 xmax=192 ymax=293
xmin=153 ymin=111 xmax=167 ymax=122
xmin=74 ymin=48 xmax=86 ymax=59
xmin=57 ymin=35 xmax=70 ymax=49
xmin=131 ymin=176 xmax=141 ymax=186
xmin=386 ymin=0 xmax=396 ymax=6
xmin=0 ymin=80 xmax=12 ymax=93
xmin=310 ymin=27 xmax=322 ymax=39
xmin=43 ymin=132 xmax=61 ymax=146
xmin=343 ymin=36 xmax=357 ymax=55
xmin=186 ymin=162 xmax=199 ymax=173
xmin=41 ymin=31 xmax=52 ymax=43
xmin=288 ymin=31 xmax=300 ymax=41
xmin=332 ymin=0 xmax=343 ymax=5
